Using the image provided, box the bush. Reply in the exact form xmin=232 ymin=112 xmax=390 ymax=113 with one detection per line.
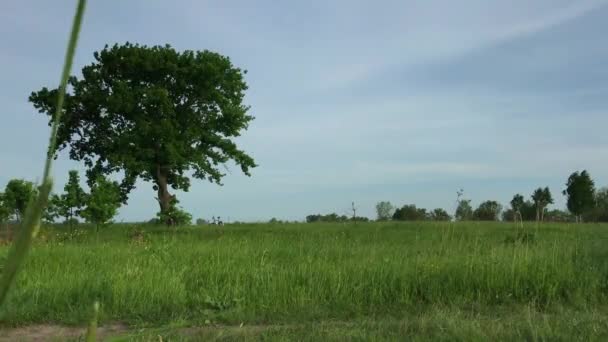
xmin=156 ymin=198 xmax=192 ymax=226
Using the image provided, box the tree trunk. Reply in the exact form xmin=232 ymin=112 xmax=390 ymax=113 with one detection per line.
xmin=155 ymin=165 xmax=174 ymax=226
xmin=540 ymin=206 xmax=545 ymax=222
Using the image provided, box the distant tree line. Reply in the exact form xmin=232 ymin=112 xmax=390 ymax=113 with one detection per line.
xmin=0 ymin=169 xmax=198 ymax=229
xmin=306 ymin=213 xmax=370 ymax=223
xmin=0 ymin=170 xmax=123 ymax=230
xmin=371 ymin=170 xmax=607 ymax=223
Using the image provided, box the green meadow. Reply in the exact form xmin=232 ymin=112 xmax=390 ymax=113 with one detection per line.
xmin=1 ymin=221 xmax=607 ymax=340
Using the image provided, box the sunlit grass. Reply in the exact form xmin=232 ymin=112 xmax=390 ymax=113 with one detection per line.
xmin=0 ymin=221 xmax=606 ymax=328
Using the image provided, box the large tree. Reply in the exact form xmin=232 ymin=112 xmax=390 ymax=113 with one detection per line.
xmin=30 ymin=43 xmax=257 ymax=223
xmin=531 ymin=187 xmax=553 ymax=222
xmin=563 ymin=170 xmax=595 ymax=222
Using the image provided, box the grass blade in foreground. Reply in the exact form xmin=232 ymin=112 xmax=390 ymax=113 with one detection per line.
xmin=86 ymin=301 xmax=99 ymax=342
xmin=0 ymin=0 xmax=87 ymax=306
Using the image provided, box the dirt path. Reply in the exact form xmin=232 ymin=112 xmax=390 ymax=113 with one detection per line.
xmin=0 ymin=323 xmax=130 ymax=341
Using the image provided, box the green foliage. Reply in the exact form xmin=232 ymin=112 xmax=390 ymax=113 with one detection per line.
xmin=306 ymin=213 xmax=349 ymax=223
xmin=532 ymin=187 xmax=554 ymax=222
xmin=510 ymin=194 xmax=525 ymax=213
xmin=3 ymin=179 xmax=37 ymax=222
xmin=352 ymin=216 xmax=370 ymax=222
xmin=81 ymin=176 xmax=122 ymax=228
xmin=455 ymin=199 xmax=473 ymax=221
xmin=473 ymin=200 xmax=502 ymax=221
xmin=304 ymin=213 xmax=368 ymax=223
xmin=0 ymin=193 xmax=10 ymax=223
xmin=504 ymin=194 xmax=537 ymax=222
xmin=0 ymin=0 xmax=86 ymax=310
xmin=375 ymin=201 xmax=394 ymax=221
xmin=584 ymin=187 xmax=608 ymax=222
xmin=156 ymin=198 xmax=192 ymax=226
xmin=544 ymin=209 xmax=574 ymax=222
xmin=86 ymin=301 xmax=99 ymax=342
xmin=1 ymin=222 xmax=608 ymax=331
xmin=392 ymin=204 xmax=427 ymax=221
xmin=42 ymin=194 xmax=60 ymax=223
xmin=563 ymin=170 xmax=596 ymax=221
xmin=504 ymin=231 xmax=536 ymax=245
xmin=56 ymin=170 xmax=87 ymax=225
xmin=29 ymin=42 xmax=257 ymax=218
xmin=429 ymin=208 xmax=451 ymax=221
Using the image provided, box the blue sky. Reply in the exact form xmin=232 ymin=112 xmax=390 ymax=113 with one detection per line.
xmin=1 ymin=0 xmax=607 ymax=222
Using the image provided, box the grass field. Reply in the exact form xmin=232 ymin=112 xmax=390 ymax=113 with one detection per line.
xmin=1 ymin=221 xmax=607 ymax=340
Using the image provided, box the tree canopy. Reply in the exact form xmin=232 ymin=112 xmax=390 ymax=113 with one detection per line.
xmin=473 ymin=200 xmax=502 ymax=221
xmin=30 ymin=43 xmax=257 ymax=224
xmin=375 ymin=201 xmax=394 ymax=221
xmin=429 ymin=208 xmax=451 ymax=221
xmin=563 ymin=170 xmax=595 ymax=221
xmin=455 ymin=199 xmax=473 ymax=221
xmin=0 ymin=193 xmax=11 ymax=223
xmin=393 ymin=204 xmax=427 ymax=221
xmin=57 ymin=170 xmax=87 ymax=225
xmin=81 ymin=176 xmax=122 ymax=228
xmin=531 ymin=187 xmax=553 ymax=222
xmin=3 ymin=179 xmax=36 ymax=222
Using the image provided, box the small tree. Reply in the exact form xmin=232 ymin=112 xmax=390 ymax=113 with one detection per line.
xmin=455 ymin=199 xmax=473 ymax=221
xmin=509 ymin=194 xmax=524 ymax=223
xmin=375 ymin=201 xmax=394 ymax=221
xmin=57 ymin=170 xmax=87 ymax=227
xmin=3 ymin=179 xmax=37 ymax=222
xmin=532 ymin=187 xmax=554 ymax=223
xmin=429 ymin=208 xmax=451 ymax=221
xmin=42 ymin=194 xmax=60 ymax=224
xmin=473 ymin=200 xmax=502 ymax=221
xmin=563 ymin=170 xmax=596 ymax=222
xmin=81 ymin=176 xmax=122 ymax=230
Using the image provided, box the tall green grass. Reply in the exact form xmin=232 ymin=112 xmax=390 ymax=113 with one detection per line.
xmin=0 ymin=222 xmax=606 ymax=326
xmin=0 ymin=0 xmax=86 ymax=307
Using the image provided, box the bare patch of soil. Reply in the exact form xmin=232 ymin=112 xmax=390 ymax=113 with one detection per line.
xmin=0 ymin=323 xmax=129 ymax=342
